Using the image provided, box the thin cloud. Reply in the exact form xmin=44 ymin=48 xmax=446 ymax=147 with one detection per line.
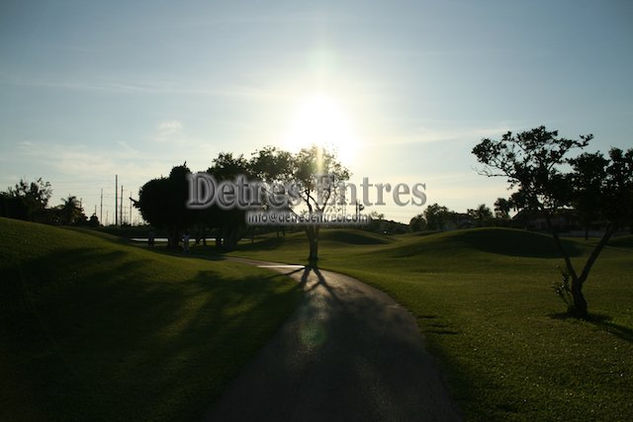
xmin=0 ymin=75 xmax=288 ymax=101
xmin=157 ymin=120 xmax=182 ymax=132
xmin=154 ymin=120 xmax=183 ymax=143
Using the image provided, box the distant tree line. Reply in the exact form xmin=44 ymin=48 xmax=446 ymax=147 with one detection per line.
xmin=409 ymin=200 xmax=511 ymax=232
xmin=409 ymin=190 xmax=632 ymax=237
xmin=0 ymin=178 xmax=99 ymax=226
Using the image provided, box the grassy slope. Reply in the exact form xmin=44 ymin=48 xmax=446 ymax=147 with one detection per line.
xmin=0 ymin=217 xmax=302 ymax=421
xmin=227 ymin=228 xmax=633 ymax=421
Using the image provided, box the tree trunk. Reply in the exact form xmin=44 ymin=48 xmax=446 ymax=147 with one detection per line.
xmin=544 ymin=214 xmax=578 ymax=281
xmin=306 ymin=225 xmax=319 ymax=264
xmin=569 ymin=276 xmax=588 ymax=318
xmin=548 ymin=217 xmax=616 ymax=319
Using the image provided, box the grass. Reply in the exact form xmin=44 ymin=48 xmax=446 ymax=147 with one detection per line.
xmin=222 ymin=227 xmax=633 ymax=421
xmin=0 ymin=217 xmax=302 ymax=421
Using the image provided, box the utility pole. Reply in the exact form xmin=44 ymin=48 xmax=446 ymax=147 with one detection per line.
xmin=115 ymin=175 xmax=118 ymax=226
xmin=120 ymin=185 xmax=124 ymax=225
xmin=100 ymin=188 xmax=103 ymax=224
xmin=129 ymin=199 xmax=132 ymax=226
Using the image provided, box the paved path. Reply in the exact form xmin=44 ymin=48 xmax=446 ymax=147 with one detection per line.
xmin=206 ymin=258 xmax=461 ymax=421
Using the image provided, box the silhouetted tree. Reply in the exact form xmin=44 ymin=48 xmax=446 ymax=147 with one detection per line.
xmin=88 ymin=214 xmax=100 ymax=227
xmin=467 ymin=204 xmax=493 ymax=226
xmin=493 ymin=197 xmax=512 ymax=219
xmin=4 ymin=178 xmax=52 ymax=221
xmin=58 ymin=195 xmax=85 ymax=225
xmin=0 ymin=192 xmax=28 ymax=219
xmin=424 ymin=203 xmax=452 ymax=231
xmin=409 ymin=213 xmax=427 ymax=232
xmin=249 ymin=146 xmax=294 ymax=239
xmin=250 ymin=146 xmax=294 ymax=184
xmin=473 ymin=126 xmax=633 ymax=318
xmin=137 ymin=164 xmax=194 ymax=248
xmin=204 ymin=152 xmax=256 ymax=250
xmin=568 ymin=152 xmax=609 ymax=240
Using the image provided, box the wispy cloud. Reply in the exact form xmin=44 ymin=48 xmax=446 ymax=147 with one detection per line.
xmin=157 ymin=120 xmax=182 ymax=133
xmin=0 ymin=75 xmax=289 ymax=101
xmin=153 ymin=120 xmax=183 ymax=143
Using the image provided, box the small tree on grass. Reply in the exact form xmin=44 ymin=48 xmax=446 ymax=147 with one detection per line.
xmin=472 ymin=126 xmax=633 ymax=318
xmin=247 ymin=145 xmax=349 ymax=262
xmin=292 ymin=146 xmax=350 ymax=264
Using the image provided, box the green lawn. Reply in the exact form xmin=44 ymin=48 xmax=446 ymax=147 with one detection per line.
xmin=0 ymin=217 xmax=302 ymax=421
xmin=225 ymin=227 xmax=633 ymax=421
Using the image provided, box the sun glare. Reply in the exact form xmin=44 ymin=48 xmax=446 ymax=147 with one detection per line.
xmin=282 ymin=94 xmax=360 ymax=165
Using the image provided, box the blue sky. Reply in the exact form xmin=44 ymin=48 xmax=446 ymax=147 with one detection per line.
xmin=1 ymin=0 xmax=632 ymax=223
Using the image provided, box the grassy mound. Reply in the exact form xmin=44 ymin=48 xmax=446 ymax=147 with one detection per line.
xmin=319 ymin=229 xmax=391 ymax=245
xmin=0 ymin=217 xmax=301 ymax=421
xmin=389 ymin=228 xmax=583 ymax=259
xmin=229 ymin=227 xmax=633 ymax=420
xmin=231 ymin=227 xmax=587 ymax=265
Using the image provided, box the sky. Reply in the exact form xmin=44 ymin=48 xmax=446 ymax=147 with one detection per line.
xmin=1 ymin=0 xmax=632 ymax=224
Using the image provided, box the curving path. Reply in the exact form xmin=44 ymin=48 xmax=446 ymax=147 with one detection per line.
xmin=205 ymin=257 xmax=461 ymax=421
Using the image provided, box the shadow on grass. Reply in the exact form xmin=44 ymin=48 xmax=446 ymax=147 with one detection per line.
xmin=235 ymin=237 xmax=288 ymax=251
xmin=319 ymin=230 xmax=390 ymax=245
xmin=457 ymin=229 xmax=584 ymax=258
xmin=388 ymin=228 xmax=584 ymax=260
xmin=2 ymin=245 xmax=301 ymax=421
xmin=65 ymin=226 xmax=135 ymax=246
xmin=548 ymin=312 xmax=633 ymax=344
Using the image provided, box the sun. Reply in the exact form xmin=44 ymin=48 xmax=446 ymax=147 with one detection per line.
xmin=282 ymin=94 xmax=360 ymax=164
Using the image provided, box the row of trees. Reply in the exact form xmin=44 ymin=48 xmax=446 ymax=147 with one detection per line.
xmin=0 ymin=178 xmax=98 ymax=226
xmin=409 ymin=201 xmax=510 ymax=232
xmin=136 ymin=146 xmax=349 ymax=262
xmin=409 ymin=194 xmax=630 ymax=237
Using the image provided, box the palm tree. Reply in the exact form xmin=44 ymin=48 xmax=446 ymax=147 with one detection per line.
xmin=59 ymin=195 xmax=82 ymax=225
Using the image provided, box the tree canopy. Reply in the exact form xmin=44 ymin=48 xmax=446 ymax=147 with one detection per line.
xmin=473 ymin=126 xmax=633 ymax=318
